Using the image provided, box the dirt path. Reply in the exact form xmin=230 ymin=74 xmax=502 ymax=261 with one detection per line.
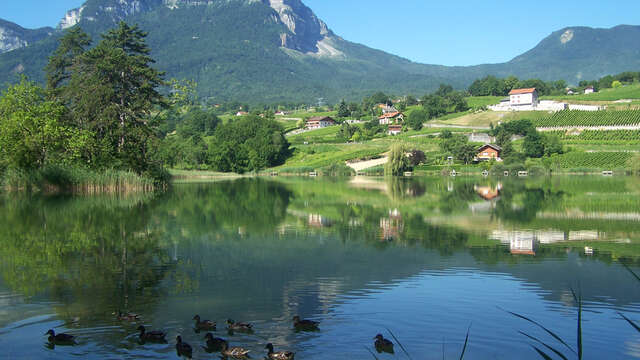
xmin=346 ymin=156 xmax=388 ymax=171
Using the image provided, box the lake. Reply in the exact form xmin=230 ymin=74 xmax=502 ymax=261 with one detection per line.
xmin=0 ymin=176 xmax=639 ymax=359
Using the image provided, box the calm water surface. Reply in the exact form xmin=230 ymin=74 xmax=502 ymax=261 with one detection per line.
xmin=0 ymin=176 xmax=639 ymax=359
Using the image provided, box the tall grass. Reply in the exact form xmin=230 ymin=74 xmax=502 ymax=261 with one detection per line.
xmin=505 ymin=287 xmax=583 ymax=359
xmin=2 ymin=165 xmax=160 ymax=194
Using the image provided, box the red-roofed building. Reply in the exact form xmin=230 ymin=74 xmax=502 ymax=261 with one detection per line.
xmin=378 ymin=112 xmax=404 ymax=125
xmin=306 ymin=116 xmax=336 ymax=129
xmin=508 ymin=88 xmax=538 ymax=107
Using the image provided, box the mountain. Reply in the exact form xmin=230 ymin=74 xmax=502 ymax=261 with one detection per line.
xmin=0 ymin=0 xmax=638 ymax=103
xmin=485 ymin=25 xmax=640 ymax=82
xmin=0 ymin=19 xmax=53 ymax=54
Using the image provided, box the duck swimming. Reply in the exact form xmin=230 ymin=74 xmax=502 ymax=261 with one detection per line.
xmin=137 ymin=325 xmax=167 ymax=342
xmin=176 ymin=336 xmax=193 ymax=358
xmin=374 ymin=334 xmax=394 ymax=353
xmin=292 ymin=316 xmax=319 ymax=331
xmin=221 ymin=342 xmax=251 ymax=358
xmin=45 ymin=329 xmax=75 ymax=345
xmin=226 ymin=319 xmax=253 ymax=332
xmin=265 ymin=343 xmax=295 ymax=360
xmin=204 ymin=333 xmax=228 ymax=351
xmin=193 ymin=315 xmax=216 ymax=331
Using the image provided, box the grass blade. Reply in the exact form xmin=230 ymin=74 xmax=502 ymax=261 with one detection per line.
xmin=619 ymin=312 xmax=640 ymax=333
xmin=530 ymin=345 xmax=554 ymax=360
xmin=519 ymin=331 xmax=568 ymax=360
xmin=621 ymin=262 xmax=640 ymax=282
xmin=571 ymin=287 xmax=583 ymax=360
xmin=458 ymin=324 xmax=471 ymax=360
xmin=364 ymin=346 xmax=380 ymax=360
xmin=500 ymin=307 xmax=576 ymax=355
xmin=385 ymin=327 xmax=412 ymax=360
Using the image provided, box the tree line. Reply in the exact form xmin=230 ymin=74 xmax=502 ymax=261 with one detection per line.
xmin=0 ymin=22 xmax=291 ymax=189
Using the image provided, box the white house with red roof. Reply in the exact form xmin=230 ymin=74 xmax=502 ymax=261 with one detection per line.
xmin=509 ymin=88 xmax=539 ymax=107
xmin=378 ymin=112 xmax=404 ymax=125
xmin=306 ymin=116 xmax=336 ymax=129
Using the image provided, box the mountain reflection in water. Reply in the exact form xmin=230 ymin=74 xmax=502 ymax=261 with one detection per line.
xmin=0 ymin=176 xmax=639 ymax=359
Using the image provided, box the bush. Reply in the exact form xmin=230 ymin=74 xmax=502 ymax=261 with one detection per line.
xmin=319 ymin=163 xmax=355 ymax=176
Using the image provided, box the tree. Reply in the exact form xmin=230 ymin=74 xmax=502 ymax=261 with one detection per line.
xmin=207 ymin=115 xmax=289 ymax=173
xmin=543 ymin=134 xmax=563 ymax=156
xmin=455 ymin=144 xmax=477 ymax=164
xmin=384 ymin=142 xmax=410 ymax=176
xmin=0 ymin=79 xmax=87 ymax=170
xmin=64 ymin=22 xmax=166 ymax=173
xmin=406 ymin=109 xmax=427 ymax=131
xmin=45 ymin=27 xmax=91 ymax=95
xmin=612 ymin=80 xmax=623 ymax=88
xmin=337 ymin=122 xmax=357 ymax=141
xmin=337 ymin=100 xmax=349 ymax=118
xmin=177 ymin=108 xmax=220 ymax=138
xmin=523 ymin=131 xmax=545 ymax=158
xmin=408 ymin=149 xmax=426 ymax=166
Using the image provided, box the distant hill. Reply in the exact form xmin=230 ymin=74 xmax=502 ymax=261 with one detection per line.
xmin=0 ymin=19 xmax=53 ymax=54
xmin=0 ymin=0 xmax=638 ymax=103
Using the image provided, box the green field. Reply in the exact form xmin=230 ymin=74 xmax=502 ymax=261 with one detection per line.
xmin=276 ymin=143 xmax=386 ymax=169
xmin=533 ymin=110 xmax=640 ymax=127
xmin=548 ymin=151 xmax=633 ymax=169
xmin=466 ymin=96 xmax=503 ymax=108
xmin=542 ymin=84 xmax=640 ymax=102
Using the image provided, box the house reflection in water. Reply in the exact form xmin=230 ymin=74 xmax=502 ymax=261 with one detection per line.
xmin=475 ymin=183 xmax=502 ymax=201
xmin=308 ymin=214 xmax=332 ymax=228
xmin=491 ymin=229 xmax=603 ymax=256
xmin=380 ymin=209 xmax=403 ymax=242
xmin=469 ymin=183 xmax=503 ymax=213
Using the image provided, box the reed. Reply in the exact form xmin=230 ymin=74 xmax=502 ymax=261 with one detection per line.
xmin=2 ymin=165 xmax=162 ymax=194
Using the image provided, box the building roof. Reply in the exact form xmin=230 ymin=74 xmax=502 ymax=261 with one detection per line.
xmin=307 ymin=116 xmax=335 ymax=122
xmin=509 ymin=88 xmax=537 ymax=95
xmin=478 ymin=144 xmax=502 ymax=152
xmin=379 ymin=112 xmax=403 ymax=119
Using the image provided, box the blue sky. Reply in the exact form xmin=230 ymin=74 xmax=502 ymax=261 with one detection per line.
xmin=2 ymin=0 xmax=639 ymax=66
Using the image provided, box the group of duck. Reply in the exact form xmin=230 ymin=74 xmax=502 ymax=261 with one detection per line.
xmin=45 ymin=311 xmax=329 ymax=359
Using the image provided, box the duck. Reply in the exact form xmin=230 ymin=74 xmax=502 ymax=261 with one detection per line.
xmin=221 ymin=342 xmax=251 ymax=358
xmin=176 ymin=336 xmax=193 ymax=358
xmin=292 ymin=316 xmax=319 ymax=331
xmin=45 ymin=329 xmax=76 ymax=345
xmin=114 ymin=310 xmax=141 ymax=321
xmin=204 ymin=332 xmax=228 ymax=351
xmin=137 ymin=325 xmax=167 ymax=342
xmin=193 ymin=315 xmax=216 ymax=330
xmin=226 ymin=319 xmax=253 ymax=332
xmin=265 ymin=343 xmax=295 ymax=360
xmin=374 ymin=334 xmax=394 ymax=353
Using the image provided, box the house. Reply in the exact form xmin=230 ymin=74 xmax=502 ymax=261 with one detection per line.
xmin=379 ymin=111 xmax=404 ymax=125
xmin=382 ymin=105 xmax=398 ymax=114
xmin=476 ymin=144 xmax=502 ymax=161
xmin=584 ymin=86 xmax=595 ymax=94
xmin=306 ymin=116 xmax=336 ymax=129
xmin=509 ymin=88 xmax=538 ymax=107
xmin=566 ymin=88 xmax=575 ymax=95
xmin=387 ymin=124 xmax=402 ymax=135
xmin=236 ymin=111 xmax=248 ymax=116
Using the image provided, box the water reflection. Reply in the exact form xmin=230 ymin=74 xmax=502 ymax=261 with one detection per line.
xmin=0 ymin=176 xmax=639 ymax=359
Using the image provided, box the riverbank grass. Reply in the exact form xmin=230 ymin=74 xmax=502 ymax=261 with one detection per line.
xmin=2 ymin=166 xmax=160 ymax=194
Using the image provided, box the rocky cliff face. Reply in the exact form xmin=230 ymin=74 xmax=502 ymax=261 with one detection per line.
xmin=265 ymin=0 xmax=339 ymax=55
xmin=0 ymin=20 xmax=52 ymax=54
xmin=58 ymin=0 xmax=166 ymax=29
xmin=56 ymin=0 xmax=342 ymax=56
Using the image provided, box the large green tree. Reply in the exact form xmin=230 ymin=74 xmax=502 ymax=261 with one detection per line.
xmin=0 ymin=79 xmax=88 ymax=171
xmin=207 ymin=115 xmax=289 ymax=173
xmin=64 ymin=22 xmax=166 ymax=173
